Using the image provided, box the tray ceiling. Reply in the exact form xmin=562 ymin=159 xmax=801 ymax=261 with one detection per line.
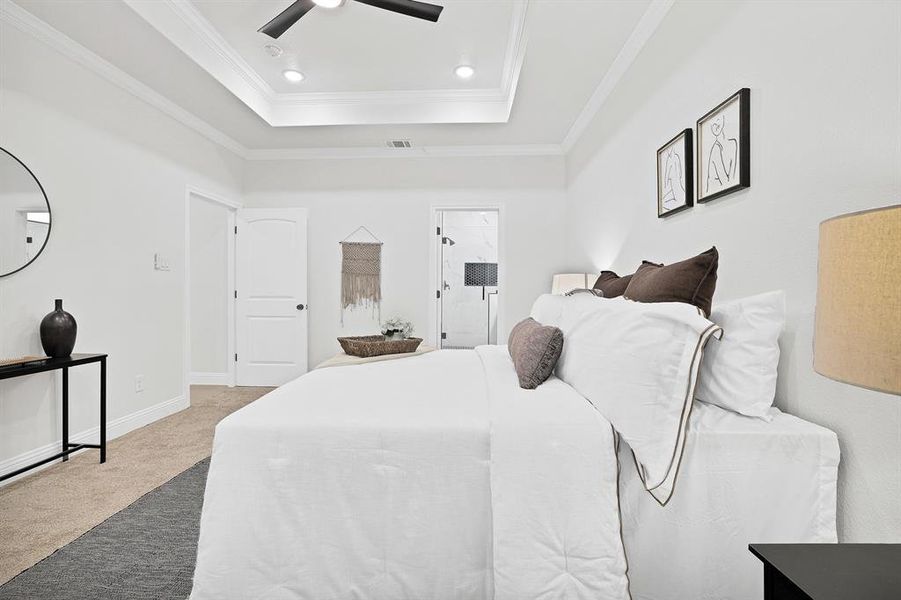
xmin=125 ymin=0 xmax=528 ymax=126
xmin=3 ymin=0 xmax=668 ymax=155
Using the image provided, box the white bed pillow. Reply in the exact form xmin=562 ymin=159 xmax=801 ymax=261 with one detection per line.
xmin=552 ymin=296 xmax=722 ymax=505
xmin=529 ymin=293 xmax=567 ymax=328
xmin=695 ymin=291 xmax=785 ymax=420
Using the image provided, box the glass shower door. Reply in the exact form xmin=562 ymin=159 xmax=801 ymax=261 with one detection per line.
xmin=438 ymin=210 xmax=499 ymax=349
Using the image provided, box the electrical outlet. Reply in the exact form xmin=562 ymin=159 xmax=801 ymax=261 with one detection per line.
xmin=135 ymin=375 xmax=145 ymax=393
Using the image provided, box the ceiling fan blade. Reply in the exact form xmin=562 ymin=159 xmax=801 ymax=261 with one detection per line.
xmin=259 ymin=0 xmax=316 ymax=39
xmin=352 ymin=0 xmax=444 ymax=22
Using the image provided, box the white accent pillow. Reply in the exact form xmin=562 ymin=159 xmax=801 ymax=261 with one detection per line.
xmin=695 ymin=291 xmax=786 ymax=420
xmin=551 ymin=296 xmax=722 ymax=505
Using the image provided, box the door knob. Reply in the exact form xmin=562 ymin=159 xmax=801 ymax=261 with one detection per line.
xmin=296 ymin=304 xmax=305 ymax=310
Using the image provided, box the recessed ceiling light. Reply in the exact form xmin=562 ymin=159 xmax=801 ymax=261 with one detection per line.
xmin=282 ymin=69 xmax=305 ymax=83
xmin=264 ymin=44 xmax=283 ymax=57
xmin=312 ymin=0 xmax=345 ymax=7
xmin=454 ymin=65 xmax=475 ymax=80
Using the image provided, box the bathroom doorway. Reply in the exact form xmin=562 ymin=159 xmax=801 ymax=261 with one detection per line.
xmin=434 ymin=209 xmax=500 ymax=349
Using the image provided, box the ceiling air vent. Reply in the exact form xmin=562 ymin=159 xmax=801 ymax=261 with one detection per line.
xmin=386 ymin=140 xmax=413 ymax=149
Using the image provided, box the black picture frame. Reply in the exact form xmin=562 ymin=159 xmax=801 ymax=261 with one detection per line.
xmin=696 ymin=88 xmax=750 ymax=203
xmin=0 ymin=146 xmax=52 ymax=278
xmin=656 ymin=128 xmax=693 ymax=218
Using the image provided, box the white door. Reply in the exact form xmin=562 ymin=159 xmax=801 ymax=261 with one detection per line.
xmin=236 ymin=208 xmax=308 ymax=386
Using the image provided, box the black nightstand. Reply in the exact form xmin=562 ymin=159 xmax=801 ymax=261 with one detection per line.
xmin=749 ymin=544 xmax=901 ymax=600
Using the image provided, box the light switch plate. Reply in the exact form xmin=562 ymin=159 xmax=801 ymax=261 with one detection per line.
xmin=153 ymin=253 xmax=171 ymax=271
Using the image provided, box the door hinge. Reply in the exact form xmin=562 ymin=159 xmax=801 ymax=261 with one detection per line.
xmin=234 ymin=290 xmax=237 ymax=299
xmin=436 ymin=290 xmax=441 ymax=299
xmin=441 ymin=332 xmax=447 ymax=340
xmin=234 ymin=353 xmax=238 ymax=362
xmin=436 ymin=226 xmax=441 ymax=235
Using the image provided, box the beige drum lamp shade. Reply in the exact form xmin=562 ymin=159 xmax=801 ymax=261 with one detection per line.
xmin=814 ymin=204 xmax=901 ymax=394
xmin=551 ymin=274 xmax=593 ymax=295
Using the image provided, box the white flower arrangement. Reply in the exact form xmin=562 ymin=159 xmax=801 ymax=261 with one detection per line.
xmin=381 ymin=317 xmax=414 ymax=339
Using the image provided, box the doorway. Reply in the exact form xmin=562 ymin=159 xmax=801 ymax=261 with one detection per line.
xmin=187 ymin=190 xmax=236 ymax=388
xmin=184 ymin=190 xmax=308 ymax=395
xmin=435 ymin=209 xmax=500 ymax=349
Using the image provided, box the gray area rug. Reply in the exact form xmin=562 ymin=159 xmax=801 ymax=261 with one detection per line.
xmin=0 ymin=458 xmax=209 ymax=600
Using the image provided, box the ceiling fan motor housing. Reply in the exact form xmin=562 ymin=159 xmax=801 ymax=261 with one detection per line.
xmin=260 ymin=0 xmax=444 ymax=39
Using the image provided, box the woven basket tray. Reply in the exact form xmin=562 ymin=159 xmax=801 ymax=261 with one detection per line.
xmin=337 ymin=336 xmax=423 ymax=358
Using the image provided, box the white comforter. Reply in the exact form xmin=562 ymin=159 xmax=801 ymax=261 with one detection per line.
xmin=190 ymin=346 xmax=629 ymax=600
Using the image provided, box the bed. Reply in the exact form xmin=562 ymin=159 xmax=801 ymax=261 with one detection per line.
xmin=190 ymin=297 xmax=838 ymax=600
xmin=191 ymin=346 xmax=630 ymax=600
xmin=620 ymin=401 xmax=838 ymax=600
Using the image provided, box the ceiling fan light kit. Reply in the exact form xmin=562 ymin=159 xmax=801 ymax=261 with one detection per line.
xmin=259 ymin=0 xmax=445 ymax=39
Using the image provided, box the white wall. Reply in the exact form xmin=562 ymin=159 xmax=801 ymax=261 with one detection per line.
xmin=564 ymin=0 xmax=901 ymax=542
xmin=0 ymin=22 xmax=242 ymax=469
xmin=243 ymin=156 xmax=567 ymax=368
xmin=189 ymin=195 xmax=230 ymax=378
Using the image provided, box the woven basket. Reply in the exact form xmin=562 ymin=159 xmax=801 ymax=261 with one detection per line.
xmin=337 ymin=336 xmax=423 ymax=358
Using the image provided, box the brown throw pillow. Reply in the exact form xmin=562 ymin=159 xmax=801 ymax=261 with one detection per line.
xmin=507 ymin=318 xmax=564 ymax=389
xmin=593 ymin=261 xmax=662 ymax=298
xmin=592 ymin=271 xmax=633 ymax=298
xmin=623 ymin=247 xmax=719 ymax=316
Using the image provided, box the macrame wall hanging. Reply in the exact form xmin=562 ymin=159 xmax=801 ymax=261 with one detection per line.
xmin=340 ymin=226 xmax=382 ymax=324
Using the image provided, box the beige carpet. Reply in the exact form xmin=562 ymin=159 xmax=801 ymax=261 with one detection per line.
xmin=0 ymin=385 xmax=271 ymax=586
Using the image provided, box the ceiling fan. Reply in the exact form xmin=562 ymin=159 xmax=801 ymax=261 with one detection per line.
xmin=259 ymin=0 xmax=445 ymax=39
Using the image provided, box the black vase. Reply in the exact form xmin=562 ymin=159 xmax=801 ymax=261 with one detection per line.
xmin=40 ymin=299 xmax=77 ymax=358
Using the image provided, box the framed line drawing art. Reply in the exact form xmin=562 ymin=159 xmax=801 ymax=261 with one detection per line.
xmin=697 ymin=88 xmax=750 ymax=202
xmin=657 ymin=128 xmax=693 ymax=218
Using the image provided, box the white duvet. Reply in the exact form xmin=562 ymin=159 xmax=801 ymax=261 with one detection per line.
xmin=191 ymin=297 xmax=838 ymax=600
xmin=191 ymin=346 xmax=629 ymax=600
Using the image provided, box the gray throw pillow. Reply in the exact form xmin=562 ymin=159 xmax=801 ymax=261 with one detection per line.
xmin=507 ymin=318 xmax=564 ymax=389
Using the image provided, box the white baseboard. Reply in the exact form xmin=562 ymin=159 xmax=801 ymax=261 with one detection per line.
xmin=0 ymin=394 xmax=188 ymax=487
xmin=190 ymin=372 xmax=229 ymax=386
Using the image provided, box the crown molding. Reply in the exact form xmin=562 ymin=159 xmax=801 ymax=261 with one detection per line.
xmin=244 ymin=144 xmax=563 ymax=161
xmin=123 ymin=0 xmax=273 ymax=122
xmin=2 ymin=0 xmax=667 ymax=163
xmin=0 ymin=0 xmax=247 ymax=158
xmin=0 ymin=2 xmax=556 ymax=162
xmin=125 ymin=0 xmax=530 ymax=127
xmin=560 ymin=0 xmax=674 ymax=153
xmin=499 ymin=0 xmax=529 ymax=118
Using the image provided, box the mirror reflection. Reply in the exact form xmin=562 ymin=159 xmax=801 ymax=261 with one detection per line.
xmin=1 ymin=147 xmax=51 ymax=277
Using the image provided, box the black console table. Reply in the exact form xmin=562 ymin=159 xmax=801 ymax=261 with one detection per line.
xmin=0 ymin=353 xmax=107 ymax=483
xmin=750 ymin=543 xmax=901 ymax=600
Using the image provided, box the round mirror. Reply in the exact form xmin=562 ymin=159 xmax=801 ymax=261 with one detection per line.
xmin=0 ymin=147 xmax=51 ymax=277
